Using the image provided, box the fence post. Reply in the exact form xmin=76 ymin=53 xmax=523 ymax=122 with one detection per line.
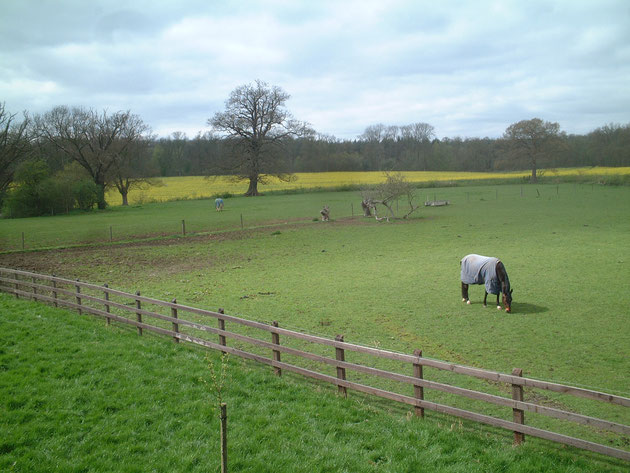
xmin=182 ymin=219 xmax=186 ymax=236
xmin=218 ymin=308 xmax=227 ymax=353
xmin=351 ymin=203 xmax=354 ymax=217
xmin=109 ymin=226 xmax=113 ymax=242
xmin=75 ymin=279 xmax=82 ymax=315
xmin=32 ymin=276 xmax=37 ymax=299
xmin=413 ymin=349 xmax=425 ymax=418
xmin=103 ymin=284 xmax=111 ymax=325
xmin=335 ymin=335 xmax=347 ymax=398
xmin=52 ymin=275 xmax=58 ymax=307
xmin=135 ymin=291 xmax=142 ymax=336
xmin=220 ymin=402 xmax=228 ymax=473
xmin=14 ymin=272 xmax=19 ymax=298
xmin=171 ymin=298 xmax=179 ymax=343
xmin=271 ymin=321 xmax=281 ymax=376
xmin=240 ymin=214 xmax=243 ymax=230
xmin=512 ymin=368 xmax=525 ymax=445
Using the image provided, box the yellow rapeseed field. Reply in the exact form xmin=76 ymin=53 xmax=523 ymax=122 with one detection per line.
xmin=105 ymin=167 xmax=630 ymax=206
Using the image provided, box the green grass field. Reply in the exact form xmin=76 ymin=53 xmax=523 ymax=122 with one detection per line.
xmin=1 ymin=182 xmax=629 ymax=470
xmin=1 ymin=295 xmax=627 ymax=473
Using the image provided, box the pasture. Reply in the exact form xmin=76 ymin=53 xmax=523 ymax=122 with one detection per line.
xmin=4 ymin=296 xmax=627 ymax=472
xmin=1 ymin=182 xmax=629 ymax=470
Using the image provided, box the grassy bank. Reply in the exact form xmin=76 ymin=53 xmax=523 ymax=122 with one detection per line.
xmin=1 ymin=295 xmax=627 ymax=472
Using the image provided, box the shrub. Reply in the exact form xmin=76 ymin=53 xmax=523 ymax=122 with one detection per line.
xmin=73 ymin=180 xmax=99 ymax=210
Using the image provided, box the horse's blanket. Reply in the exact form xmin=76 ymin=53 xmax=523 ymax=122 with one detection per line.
xmin=460 ymin=254 xmax=506 ymax=295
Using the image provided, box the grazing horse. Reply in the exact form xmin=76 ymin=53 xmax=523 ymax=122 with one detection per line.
xmin=461 ymin=254 xmax=513 ymax=312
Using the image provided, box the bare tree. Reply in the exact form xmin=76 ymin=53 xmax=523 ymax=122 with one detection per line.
xmin=359 ymin=123 xmax=387 ymax=142
xmin=361 ymin=172 xmax=421 ymax=221
xmin=503 ymin=118 xmax=566 ymax=182
xmin=35 ymin=106 xmax=152 ymax=208
xmin=108 ymin=136 xmax=161 ymax=206
xmin=400 ymin=122 xmax=436 ymax=142
xmin=209 ymin=80 xmax=313 ymax=196
xmin=0 ymin=102 xmax=30 ymax=197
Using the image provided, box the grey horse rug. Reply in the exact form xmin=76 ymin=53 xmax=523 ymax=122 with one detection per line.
xmin=460 ymin=254 xmax=508 ymax=295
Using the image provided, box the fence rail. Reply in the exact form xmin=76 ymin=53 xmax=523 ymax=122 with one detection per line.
xmin=1 ymin=267 xmax=628 ymax=462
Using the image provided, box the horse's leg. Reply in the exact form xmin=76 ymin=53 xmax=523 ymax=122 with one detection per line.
xmin=483 ymin=291 xmax=488 ymax=307
xmin=461 ymin=282 xmax=470 ymax=304
xmin=496 ymin=293 xmax=501 ymax=310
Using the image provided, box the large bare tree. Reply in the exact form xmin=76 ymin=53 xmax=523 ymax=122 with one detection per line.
xmin=0 ymin=102 xmax=30 ymax=198
xmin=35 ymin=106 xmax=151 ymax=208
xmin=209 ymin=80 xmax=312 ymax=196
xmin=503 ymin=118 xmax=566 ymax=182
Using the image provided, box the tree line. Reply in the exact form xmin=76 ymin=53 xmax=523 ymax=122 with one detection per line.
xmin=2 ymin=80 xmax=630 ymax=216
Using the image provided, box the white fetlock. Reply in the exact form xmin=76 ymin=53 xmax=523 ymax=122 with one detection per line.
xmin=466 ymin=300 xmax=471 ymax=305
xmin=462 ymin=298 xmax=466 ymax=302
xmin=497 ymin=306 xmax=502 ymax=310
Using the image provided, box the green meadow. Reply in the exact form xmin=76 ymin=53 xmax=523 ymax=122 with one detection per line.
xmin=1 ymin=182 xmax=629 ymax=471
xmin=1 ymin=296 xmax=628 ymax=473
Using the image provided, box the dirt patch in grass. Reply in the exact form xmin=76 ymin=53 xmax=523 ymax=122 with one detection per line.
xmin=0 ymin=216 xmax=388 ymax=277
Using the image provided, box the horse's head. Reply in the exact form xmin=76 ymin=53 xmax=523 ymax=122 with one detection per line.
xmin=503 ymin=289 xmax=513 ymax=313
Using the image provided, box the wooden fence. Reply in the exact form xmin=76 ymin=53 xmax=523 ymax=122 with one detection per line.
xmin=1 ymin=267 xmax=628 ymax=462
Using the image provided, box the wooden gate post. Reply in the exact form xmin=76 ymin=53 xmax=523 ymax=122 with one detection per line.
xmin=103 ymin=284 xmax=111 ymax=325
xmin=271 ymin=321 xmax=281 ymax=376
xmin=75 ymin=279 xmax=82 ymax=315
xmin=413 ymin=349 xmax=425 ymax=418
xmin=512 ymin=368 xmax=525 ymax=445
xmin=135 ymin=291 xmax=142 ymax=336
xmin=218 ymin=308 xmax=227 ymax=353
xmin=171 ymin=298 xmax=179 ymax=343
xmin=335 ymin=335 xmax=347 ymax=398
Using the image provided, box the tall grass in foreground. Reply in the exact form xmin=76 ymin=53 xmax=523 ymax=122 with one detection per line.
xmin=1 ymin=294 xmax=627 ymax=473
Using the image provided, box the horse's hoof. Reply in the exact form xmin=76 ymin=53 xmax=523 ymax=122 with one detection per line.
xmin=466 ymin=300 xmax=471 ymax=305
xmin=483 ymin=304 xmax=487 ymax=308
xmin=462 ymin=298 xmax=466 ymax=302
xmin=497 ymin=306 xmax=502 ymax=310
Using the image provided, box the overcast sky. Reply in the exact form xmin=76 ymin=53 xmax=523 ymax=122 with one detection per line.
xmin=1 ymin=0 xmax=629 ymax=140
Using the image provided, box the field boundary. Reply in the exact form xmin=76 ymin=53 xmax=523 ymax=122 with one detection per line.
xmin=1 ymin=267 xmax=628 ymax=462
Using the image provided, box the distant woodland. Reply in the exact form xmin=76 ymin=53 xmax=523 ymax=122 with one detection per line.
xmin=2 ymin=96 xmax=629 ymax=216
xmin=150 ymin=122 xmax=630 ymax=177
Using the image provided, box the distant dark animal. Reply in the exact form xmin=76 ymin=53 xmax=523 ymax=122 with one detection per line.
xmin=460 ymin=254 xmax=513 ymax=312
